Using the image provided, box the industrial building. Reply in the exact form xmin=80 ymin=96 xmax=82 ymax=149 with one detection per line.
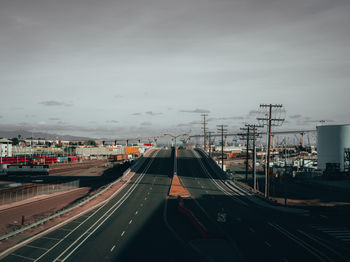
xmin=317 ymin=124 xmax=350 ymax=172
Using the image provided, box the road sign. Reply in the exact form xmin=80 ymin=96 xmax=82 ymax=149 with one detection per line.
xmin=217 ymin=212 xmax=227 ymax=223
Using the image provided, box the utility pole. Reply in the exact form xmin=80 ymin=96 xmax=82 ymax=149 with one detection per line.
xmin=217 ymin=125 xmax=227 ymax=171
xmin=257 ymin=104 xmax=284 ymax=198
xmin=238 ymin=126 xmax=260 ymax=184
xmin=201 ymin=114 xmax=208 ymax=152
xmin=207 ymin=131 xmax=214 ymax=157
xmin=239 ymin=126 xmax=250 ymax=183
xmin=244 ymin=124 xmax=263 ymax=190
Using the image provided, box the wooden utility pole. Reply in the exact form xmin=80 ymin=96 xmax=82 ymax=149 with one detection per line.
xmin=217 ymin=125 xmax=227 ymax=171
xmin=257 ymin=104 xmax=284 ymax=198
xmin=239 ymin=126 xmax=250 ymax=182
xmin=201 ymin=114 xmax=208 ymax=152
xmin=207 ymin=131 xmax=214 ymax=157
xmin=245 ymin=124 xmax=263 ymax=190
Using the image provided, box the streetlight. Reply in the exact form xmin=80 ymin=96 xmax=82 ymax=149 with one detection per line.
xmin=163 ymin=133 xmax=188 ymax=148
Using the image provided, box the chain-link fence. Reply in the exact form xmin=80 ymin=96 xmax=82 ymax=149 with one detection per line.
xmin=0 ymin=180 xmax=79 ymax=205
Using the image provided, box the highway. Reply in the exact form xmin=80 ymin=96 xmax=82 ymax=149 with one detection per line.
xmin=1 ymin=148 xmax=350 ymax=261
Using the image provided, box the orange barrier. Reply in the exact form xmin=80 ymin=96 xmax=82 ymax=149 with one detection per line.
xmin=169 ymin=174 xmax=191 ymax=197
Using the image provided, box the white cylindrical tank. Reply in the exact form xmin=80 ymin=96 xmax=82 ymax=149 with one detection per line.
xmin=317 ymin=124 xmax=350 ymax=171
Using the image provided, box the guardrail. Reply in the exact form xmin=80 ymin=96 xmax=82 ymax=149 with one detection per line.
xmin=0 ymin=180 xmax=80 ymax=205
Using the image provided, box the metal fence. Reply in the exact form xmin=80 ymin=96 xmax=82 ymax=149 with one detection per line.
xmin=0 ymin=180 xmax=79 ymax=205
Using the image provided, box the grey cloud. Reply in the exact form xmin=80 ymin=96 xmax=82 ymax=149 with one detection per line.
xmin=303 ymin=119 xmax=335 ymax=123
xmin=177 ymin=123 xmax=190 ymax=127
xmin=248 ymin=110 xmax=259 ymax=117
xmin=180 ymin=109 xmax=210 ymax=114
xmin=109 ymin=120 xmax=119 ymax=124
xmin=140 ymin=121 xmax=152 ymax=126
xmin=48 ymin=117 xmax=60 ymax=121
xmin=176 ymin=121 xmax=201 ymax=127
xmin=209 ymin=116 xmax=244 ymax=121
xmin=289 ymin=114 xmax=302 ymax=119
xmin=114 ymin=95 xmax=124 ymax=99
xmin=131 ymin=113 xmax=142 ymax=116
xmin=39 ymin=101 xmax=72 ymax=107
xmin=145 ymin=111 xmax=162 ymax=116
xmin=0 ymin=0 xmax=349 ymax=138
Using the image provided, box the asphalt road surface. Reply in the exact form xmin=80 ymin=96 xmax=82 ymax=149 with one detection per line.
xmin=1 ymin=148 xmax=350 ymax=262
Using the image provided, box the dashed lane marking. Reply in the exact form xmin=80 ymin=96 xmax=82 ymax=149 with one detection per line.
xmin=25 ymin=244 xmax=49 ymax=251
xmin=121 ymin=231 xmax=125 ymax=237
xmin=249 ymin=227 xmax=255 ymax=233
xmin=58 ymin=228 xmax=71 ymax=232
xmin=40 ymin=236 xmax=60 ymax=241
xmin=135 ymin=211 xmax=138 ymax=215
xmin=140 ymin=203 xmax=143 ymax=207
xmin=11 ymin=253 xmax=35 ymax=261
xmin=129 ymin=220 xmax=132 ymax=224
xmin=265 ymin=241 xmax=272 ymax=247
xmin=110 ymin=245 xmax=116 ymax=252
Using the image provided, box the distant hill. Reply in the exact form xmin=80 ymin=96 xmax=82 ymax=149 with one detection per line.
xmin=0 ymin=130 xmax=91 ymax=141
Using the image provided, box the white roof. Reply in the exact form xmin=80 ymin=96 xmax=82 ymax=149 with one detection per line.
xmin=0 ymin=138 xmax=12 ymax=143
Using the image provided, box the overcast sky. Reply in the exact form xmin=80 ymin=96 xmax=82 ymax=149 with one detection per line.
xmin=1 ymin=0 xmax=349 ymax=138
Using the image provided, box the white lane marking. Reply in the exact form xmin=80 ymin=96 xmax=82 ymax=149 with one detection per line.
xmin=40 ymin=236 xmax=60 ymax=241
xmin=52 ymin=150 xmax=160 ymax=262
xmin=11 ymin=253 xmax=35 ymax=261
xmin=320 ymin=215 xmax=328 ymax=219
xmin=269 ymin=222 xmax=330 ymax=262
xmin=110 ymin=245 xmax=116 ymax=252
xmin=144 ymin=197 xmax=147 ymax=200
xmin=25 ymin=244 xmax=49 ymax=251
xmin=283 ymin=258 xmax=289 ymax=262
xmin=150 ymin=187 xmax=152 ymax=190
xmin=140 ymin=203 xmax=143 ymax=207
xmin=135 ymin=211 xmax=138 ymax=215
xmin=205 ymin=190 xmax=209 ymax=193
xmin=129 ymin=220 xmax=132 ymax=224
xmin=297 ymin=229 xmax=348 ymax=260
xmin=265 ymin=241 xmax=272 ymax=247
xmin=31 ymin=160 xmax=151 ymax=262
xmin=121 ymin=231 xmax=125 ymax=237
xmin=58 ymin=228 xmax=71 ymax=232
xmin=192 ymin=150 xmax=248 ymax=207
xmin=249 ymin=227 xmax=255 ymax=233
xmin=147 ymin=192 xmax=150 ymax=195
